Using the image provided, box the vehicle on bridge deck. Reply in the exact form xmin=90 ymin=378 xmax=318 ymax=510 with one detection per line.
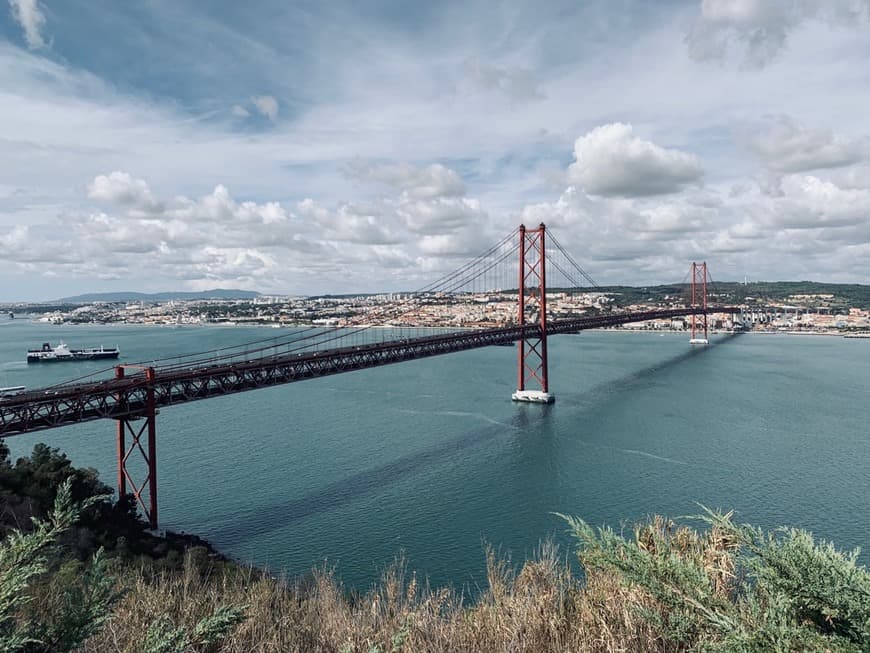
xmin=0 ymin=386 xmax=26 ymax=398
xmin=27 ymin=342 xmax=121 ymax=363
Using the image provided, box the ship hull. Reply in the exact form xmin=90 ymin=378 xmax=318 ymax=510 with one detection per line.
xmin=72 ymin=350 xmax=121 ymax=361
xmin=26 ymin=344 xmax=120 ymax=363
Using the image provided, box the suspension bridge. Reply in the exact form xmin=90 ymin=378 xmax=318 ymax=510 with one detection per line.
xmin=0 ymin=224 xmax=739 ymax=527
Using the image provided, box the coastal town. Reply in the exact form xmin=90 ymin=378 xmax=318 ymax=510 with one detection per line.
xmin=2 ymin=289 xmax=869 ymax=335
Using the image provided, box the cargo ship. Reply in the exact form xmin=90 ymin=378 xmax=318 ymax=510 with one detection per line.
xmin=27 ymin=342 xmax=120 ymax=363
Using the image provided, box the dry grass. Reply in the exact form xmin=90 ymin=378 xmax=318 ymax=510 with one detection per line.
xmin=76 ymin=520 xmax=741 ymax=653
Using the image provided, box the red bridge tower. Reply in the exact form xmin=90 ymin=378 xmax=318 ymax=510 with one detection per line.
xmin=512 ymin=223 xmax=554 ymax=403
xmin=690 ymin=261 xmax=709 ymax=345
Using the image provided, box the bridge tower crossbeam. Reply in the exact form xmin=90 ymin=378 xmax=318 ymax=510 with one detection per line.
xmin=512 ymin=223 xmax=554 ymax=404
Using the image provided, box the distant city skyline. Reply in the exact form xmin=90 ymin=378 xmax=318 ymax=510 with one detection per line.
xmin=2 ymin=0 xmax=870 ymax=301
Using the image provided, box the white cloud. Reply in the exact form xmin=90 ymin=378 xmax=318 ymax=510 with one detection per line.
xmin=686 ymin=0 xmax=870 ymax=68
xmin=0 ymin=162 xmax=496 ymax=294
xmin=303 ymin=162 xmax=490 ymax=248
xmin=0 ymin=224 xmax=28 ymax=250
xmin=397 ymin=197 xmax=484 ymax=235
xmin=830 ymin=165 xmax=870 ymax=190
xmin=88 ymin=171 xmax=162 ymax=213
xmin=764 ymin=174 xmax=870 ymax=229
xmin=8 ymin=0 xmax=46 ymax=49
xmin=251 ymin=95 xmax=279 ymax=121
xmin=296 ymin=198 xmax=401 ymax=245
xmin=0 ymin=174 xmax=310 ymax=290
xmin=520 ymin=135 xmax=870 ymax=285
xmin=744 ymin=115 xmax=865 ymax=172
xmin=715 ymin=172 xmax=870 ymax=280
xmin=4 ymin=3 xmax=870 ymax=296
xmin=346 ymin=161 xmax=466 ymax=200
xmin=567 ymin=123 xmax=704 ymax=197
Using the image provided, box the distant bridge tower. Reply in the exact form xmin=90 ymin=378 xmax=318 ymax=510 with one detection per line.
xmin=690 ymin=261 xmax=709 ymax=345
xmin=512 ymin=223 xmax=554 ymax=403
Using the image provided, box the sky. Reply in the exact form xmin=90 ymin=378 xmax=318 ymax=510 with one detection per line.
xmin=1 ymin=0 xmax=870 ymax=301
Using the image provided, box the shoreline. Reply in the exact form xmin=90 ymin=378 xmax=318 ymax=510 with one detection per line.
xmin=585 ymin=327 xmax=868 ymax=338
xmin=6 ymin=317 xmax=868 ymax=339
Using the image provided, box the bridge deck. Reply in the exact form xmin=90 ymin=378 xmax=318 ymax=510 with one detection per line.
xmin=0 ymin=307 xmax=736 ymax=436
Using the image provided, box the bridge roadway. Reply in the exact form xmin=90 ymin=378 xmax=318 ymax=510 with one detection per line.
xmin=0 ymin=307 xmax=736 ymax=436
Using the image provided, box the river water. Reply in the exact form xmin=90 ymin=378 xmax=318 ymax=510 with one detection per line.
xmin=1 ymin=317 xmax=868 ymax=590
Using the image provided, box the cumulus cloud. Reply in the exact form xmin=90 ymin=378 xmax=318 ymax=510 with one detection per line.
xmin=397 ymin=197 xmax=484 ymax=235
xmin=0 ymin=162 xmax=498 ymax=294
xmin=0 ymin=224 xmax=29 ymax=250
xmin=21 ymin=173 xmax=309 ymax=290
xmin=520 ymin=181 xmax=714 ymax=281
xmin=346 ymin=161 xmax=466 ymax=199
xmin=830 ymin=165 xmax=870 ymax=190
xmin=4 ymin=23 xmax=870 ymax=293
xmin=305 ymin=161 xmax=490 ymax=250
xmin=686 ymin=0 xmax=870 ymax=68
xmin=567 ymin=123 xmax=704 ymax=197
xmin=763 ymin=174 xmax=870 ymax=229
xmin=251 ymin=95 xmax=279 ymax=121
xmin=520 ymin=165 xmax=870 ymax=284
xmin=338 ymin=161 xmax=491 ymax=252
xmin=88 ymin=171 xmax=163 ymax=213
xmin=296 ymin=198 xmax=401 ymax=245
xmin=518 ymin=126 xmax=870 ymax=284
xmin=716 ymin=171 xmax=870 ymax=278
xmin=744 ymin=115 xmax=865 ymax=172
xmin=545 ymin=189 xmax=711 ymax=239
xmin=8 ymin=0 xmax=47 ymax=49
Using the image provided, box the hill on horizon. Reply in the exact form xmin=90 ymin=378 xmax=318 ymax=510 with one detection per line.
xmin=58 ymin=289 xmax=262 ymax=303
xmin=41 ymin=280 xmax=870 ymax=309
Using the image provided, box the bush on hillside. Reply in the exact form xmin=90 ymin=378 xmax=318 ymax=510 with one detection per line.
xmin=562 ymin=509 xmax=870 ymax=652
xmin=0 ymin=441 xmax=225 ymax=568
xmin=0 ymin=476 xmax=245 ymax=653
xmin=2 ymin=440 xmax=869 ymax=651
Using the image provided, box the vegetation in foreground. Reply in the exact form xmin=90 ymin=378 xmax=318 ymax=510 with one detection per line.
xmin=1 ymin=443 xmax=869 ymax=652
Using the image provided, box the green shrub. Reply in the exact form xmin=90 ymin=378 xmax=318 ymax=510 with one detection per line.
xmin=0 ymin=477 xmax=116 ymax=652
xmin=561 ymin=508 xmax=870 ymax=651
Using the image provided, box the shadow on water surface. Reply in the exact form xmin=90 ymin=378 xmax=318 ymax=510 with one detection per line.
xmin=206 ymin=407 xmax=553 ymax=540
xmin=560 ymin=332 xmax=741 ymax=405
xmin=198 ymin=335 xmax=739 ymax=539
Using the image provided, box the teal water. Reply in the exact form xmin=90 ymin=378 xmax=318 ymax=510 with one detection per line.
xmin=2 ymin=318 xmax=868 ymax=589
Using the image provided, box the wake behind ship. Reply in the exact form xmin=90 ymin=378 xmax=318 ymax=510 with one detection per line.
xmin=27 ymin=342 xmax=120 ymax=363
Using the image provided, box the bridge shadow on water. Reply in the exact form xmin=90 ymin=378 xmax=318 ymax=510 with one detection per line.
xmin=558 ymin=331 xmax=743 ymax=405
xmin=204 ymin=407 xmax=552 ymax=540
xmin=200 ymin=334 xmax=741 ymax=540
